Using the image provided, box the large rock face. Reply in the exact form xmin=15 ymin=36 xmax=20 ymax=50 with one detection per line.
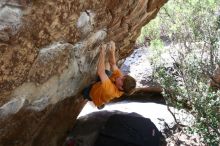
xmin=0 ymin=0 xmax=167 ymax=145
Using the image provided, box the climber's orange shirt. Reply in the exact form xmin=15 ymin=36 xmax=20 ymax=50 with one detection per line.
xmin=90 ymin=69 xmax=124 ymax=107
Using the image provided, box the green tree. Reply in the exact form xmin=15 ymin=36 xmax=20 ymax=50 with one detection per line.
xmin=138 ymin=0 xmax=220 ymax=145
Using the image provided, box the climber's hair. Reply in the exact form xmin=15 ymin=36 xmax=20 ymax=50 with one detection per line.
xmin=122 ymin=75 xmax=136 ymax=94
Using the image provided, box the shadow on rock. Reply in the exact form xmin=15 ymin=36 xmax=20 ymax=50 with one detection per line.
xmin=64 ymin=110 xmax=166 ymax=146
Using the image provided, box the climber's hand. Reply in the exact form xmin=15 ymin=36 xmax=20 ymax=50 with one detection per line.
xmin=100 ymin=43 xmax=107 ymax=54
xmin=109 ymin=41 xmax=116 ymax=53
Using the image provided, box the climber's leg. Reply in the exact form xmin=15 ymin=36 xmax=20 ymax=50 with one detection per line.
xmin=82 ymin=84 xmax=93 ymax=101
xmin=82 ymin=70 xmax=112 ymax=101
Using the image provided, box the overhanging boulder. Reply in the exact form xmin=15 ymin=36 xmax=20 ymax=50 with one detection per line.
xmin=0 ymin=0 xmax=167 ymax=145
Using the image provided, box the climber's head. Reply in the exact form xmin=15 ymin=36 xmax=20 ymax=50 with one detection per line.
xmin=115 ymin=75 xmax=136 ymax=94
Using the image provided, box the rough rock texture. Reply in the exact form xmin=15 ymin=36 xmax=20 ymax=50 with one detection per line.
xmin=0 ymin=0 xmax=167 ymax=145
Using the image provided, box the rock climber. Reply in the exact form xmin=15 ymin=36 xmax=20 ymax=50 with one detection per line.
xmin=82 ymin=41 xmax=136 ymax=109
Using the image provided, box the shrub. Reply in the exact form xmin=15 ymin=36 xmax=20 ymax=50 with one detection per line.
xmin=139 ymin=0 xmax=220 ymax=145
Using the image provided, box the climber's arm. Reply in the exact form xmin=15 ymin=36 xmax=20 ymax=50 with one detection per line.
xmin=97 ymin=44 xmax=109 ymax=82
xmin=109 ymin=41 xmax=119 ymax=71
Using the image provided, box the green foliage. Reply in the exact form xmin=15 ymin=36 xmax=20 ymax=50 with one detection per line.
xmin=137 ymin=17 xmax=160 ymax=44
xmin=137 ymin=0 xmax=220 ymax=44
xmin=150 ymin=39 xmax=164 ymax=51
xmin=155 ymin=53 xmax=220 ymax=145
xmin=139 ymin=0 xmax=220 ymax=145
